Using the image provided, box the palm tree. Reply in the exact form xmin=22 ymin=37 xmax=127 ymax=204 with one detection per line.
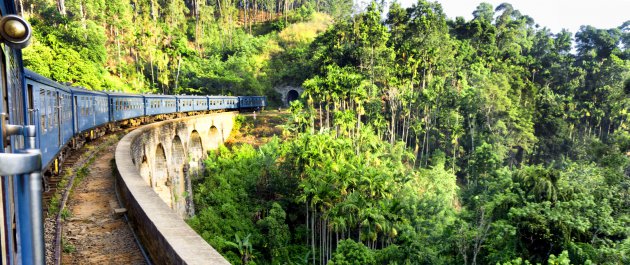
xmin=516 ymin=165 xmax=560 ymax=203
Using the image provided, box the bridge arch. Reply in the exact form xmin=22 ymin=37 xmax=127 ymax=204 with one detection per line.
xmin=139 ymin=155 xmax=151 ymax=186
xmin=208 ymin=125 xmax=221 ymax=149
xmin=171 ymin=136 xmax=187 ymax=216
xmin=153 ymin=143 xmax=172 ymax=207
xmin=172 ymin=136 xmax=185 ymax=165
xmin=188 ymin=130 xmax=204 ymax=179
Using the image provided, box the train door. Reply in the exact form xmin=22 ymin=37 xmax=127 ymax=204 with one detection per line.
xmin=56 ymin=92 xmax=61 ymax=146
xmin=92 ymin=97 xmax=96 ymax=127
xmin=0 ymin=38 xmax=10 ymax=265
xmin=48 ymin=90 xmax=58 ymax=148
xmin=0 ymin=9 xmax=41 ymax=265
xmin=73 ymin=96 xmax=78 ymax=132
xmin=0 ymin=40 xmax=24 ymax=265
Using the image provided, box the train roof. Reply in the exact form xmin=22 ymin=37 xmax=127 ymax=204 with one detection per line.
xmin=68 ymin=86 xmax=108 ymax=96
xmin=176 ymin=94 xmax=207 ymax=98
xmin=143 ymin=94 xmax=176 ymax=99
xmin=24 ymin=69 xmax=72 ymax=92
xmin=107 ymin=92 xmax=144 ymax=98
xmin=207 ymin=95 xmax=238 ymax=98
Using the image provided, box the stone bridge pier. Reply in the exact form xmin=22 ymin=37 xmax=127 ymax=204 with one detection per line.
xmin=132 ymin=112 xmax=234 ymax=217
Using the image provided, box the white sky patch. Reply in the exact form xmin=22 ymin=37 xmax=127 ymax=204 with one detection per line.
xmin=379 ymin=0 xmax=630 ymax=34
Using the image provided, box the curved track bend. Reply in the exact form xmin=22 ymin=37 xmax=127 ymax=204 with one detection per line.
xmin=44 ymin=134 xmax=147 ymax=265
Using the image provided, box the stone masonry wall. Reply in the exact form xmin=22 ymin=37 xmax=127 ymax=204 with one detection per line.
xmin=115 ymin=112 xmax=236 ymax=265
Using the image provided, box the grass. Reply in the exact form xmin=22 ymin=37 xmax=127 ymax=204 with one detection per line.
xmin=47 ymin=134 xmax=120 ymax=218
xmin=62 ymin=237 xmax=76 ymax=253
xmin=278 ymin=13 xmax=332 ymax=46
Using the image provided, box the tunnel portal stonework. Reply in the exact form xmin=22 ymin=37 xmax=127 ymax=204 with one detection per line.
xmin=116 ymin=112 xmax=235 ymax=264
xmin=274 ymin=86 xmax=304 ymax=106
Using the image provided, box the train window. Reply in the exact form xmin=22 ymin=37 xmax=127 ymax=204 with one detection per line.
xmin=65 ymin=96 xmax=69 ymax=121
xmin=53 ymin=92 xmax=58 ymax=128
xmin=39 ymin=89 xmax=46 ymax=132
xmin=47 ymin=90 xmax=53 ymax=129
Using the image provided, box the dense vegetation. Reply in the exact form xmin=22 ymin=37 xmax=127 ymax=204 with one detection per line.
xmin=20 ymin=0 xmax=344 ymax=98
xmin=22 ymin=0 xmax=629 ymax=264
xmin=188 ymin=1 xmax=629 ymax=265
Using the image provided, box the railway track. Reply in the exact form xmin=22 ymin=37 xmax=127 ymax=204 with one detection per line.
xmin=43 ymin=128 xmax=149 ymax=265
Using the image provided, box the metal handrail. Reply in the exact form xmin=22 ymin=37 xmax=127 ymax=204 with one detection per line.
xmin=1 ymin=118 xmax=45 ymax=265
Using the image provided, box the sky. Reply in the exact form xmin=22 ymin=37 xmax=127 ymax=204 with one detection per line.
xmin=388 ymin=0 xmax=630 ymax=34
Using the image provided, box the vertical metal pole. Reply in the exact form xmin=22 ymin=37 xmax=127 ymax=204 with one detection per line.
xmin=3 ymin=124 xmax=44 ymax=265
xmin=14 ymin=152 xmax=43 ymax=265
xmin=26 ymin=126 xmax=44 ymax=265
xmin=29 ymin=171 xmax=44 ymax=265
xmin=16 ymin=170 xmax=34 ymax=264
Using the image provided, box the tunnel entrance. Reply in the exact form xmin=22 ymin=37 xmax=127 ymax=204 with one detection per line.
xmin=287 ymin=90 xmax=299 ymax=104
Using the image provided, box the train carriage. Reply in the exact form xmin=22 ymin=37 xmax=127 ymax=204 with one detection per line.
xmin=208 ymin=96 xmax=239 ymax=110
xmin=109 ymin=93 xmax=144 ymax=122
xmin=144 ymin=94 xmax=177 ymax=116
xmin=0 ymin=6 xmax=46 ymax=265
xmin=176 ymin=95 xmax=206 ymax=112
xmin=195 ymin=96 xmax=208 ymax=111
xmin=70 ymin=87 xmax=109 ymax=133
xmin=24 ymin=70 xmax=73 ymax=169
xmin=238 ymin=96 xmax=267 ymax=110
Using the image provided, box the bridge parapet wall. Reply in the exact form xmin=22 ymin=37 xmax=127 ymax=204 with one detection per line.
xmin=115 ymin=112 xmax=235 ymax=265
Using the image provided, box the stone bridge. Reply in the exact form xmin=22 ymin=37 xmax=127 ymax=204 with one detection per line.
xmin=115 ymin=112 xmax=236 ymax=264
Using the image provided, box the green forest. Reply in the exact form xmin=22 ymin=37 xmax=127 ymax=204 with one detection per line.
xmin=21 ymin=0 xmax=630 ymax=264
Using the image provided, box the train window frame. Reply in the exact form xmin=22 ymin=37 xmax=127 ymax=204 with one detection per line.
xmin=48 ymin=90 xmax=54 ymax=130
xmin=40 ymin=88 xmax=46 ymax=133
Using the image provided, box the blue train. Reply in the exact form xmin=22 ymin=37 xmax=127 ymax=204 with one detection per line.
xmin=0 ymin=3 xmax=266 ymax=263
xmin=25 ymin=69 xmax=267 ymax=174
